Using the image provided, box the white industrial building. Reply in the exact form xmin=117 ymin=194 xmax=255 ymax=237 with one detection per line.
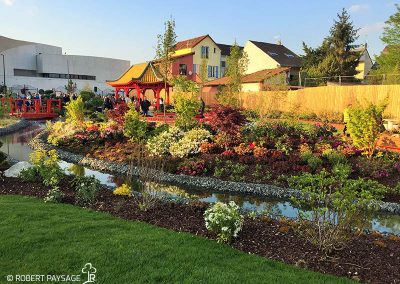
xmin=0 ymin=35 xmax=130 ymax=94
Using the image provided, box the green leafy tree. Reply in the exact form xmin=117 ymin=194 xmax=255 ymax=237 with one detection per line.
xmin=346 ymin=102 xmax=387 ymax=158
xmin=199 ymin=58 xmax=208 ymax=95
xmin=217 ymin=43 xmax=248 ymax=108
xmin=155 ymin=17 xmax=177 ymax=118
xmin=302 ymin=9 xmax=359 ymax=79
xmin=371 ymin=4 xmax=400 ymax=82
xmin=172 ymin=76 xmax=199 ymax=130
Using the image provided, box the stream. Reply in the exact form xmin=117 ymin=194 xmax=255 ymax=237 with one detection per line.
xmin=1 ymin=120 xmax=400 ymax=235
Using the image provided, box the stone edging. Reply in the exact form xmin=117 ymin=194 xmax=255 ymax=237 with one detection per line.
xmin=29 ymin=130 xmax=400 ymax=215
xmin=0 ymin=119 xmax=31 ymax=136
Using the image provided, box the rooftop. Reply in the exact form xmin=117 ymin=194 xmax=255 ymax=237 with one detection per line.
xmin=249 ymin=40 xmax=301 ymax=67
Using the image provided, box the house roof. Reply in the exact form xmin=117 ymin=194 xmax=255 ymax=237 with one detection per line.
xmin=175 ymin=35 xmax=209 ymax=50
xmin=107 ymin=62 xmax=163 ymax=86
xmin=249 ymin=40 xmax=302 ymax=67
xmin=217 ymin=43 xmax=244 ymax=56
xmin=175 ymin=34 xmax=220 ymax=51
xmin=205 ymin=67 xmax=289 ymax=86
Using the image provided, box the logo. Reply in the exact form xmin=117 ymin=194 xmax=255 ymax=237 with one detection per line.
xmin=82 ymin=263 xmax=96 ymax=284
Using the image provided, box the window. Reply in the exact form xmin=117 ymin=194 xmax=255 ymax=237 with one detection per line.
xmin=193 ymin=64 xmax=197 ymax=74
xmin=201 ymin=46 xmax=209 ymax=59
xmin=221 ymin=61 xmax=226 ymax=68
xmin=285 ymin=53 xmax=294 ymax=58
xmin=208 ymin=65 xmax=212 ymax=77
xmin=179 ymin=64 xmax=187 ymax=75
xmin=13 ymin=69 xmax=37 ymax=77
xmin=268 ymin=52 xmax=278 ymax=56
xmin=214 ymin=47 xmax=216 ymax=53
xmin=215 ymin=66 xmax=219 ymax=78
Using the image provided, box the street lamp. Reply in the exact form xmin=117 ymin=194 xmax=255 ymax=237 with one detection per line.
xmin=0 ymin=54 xmax=5 ymax=91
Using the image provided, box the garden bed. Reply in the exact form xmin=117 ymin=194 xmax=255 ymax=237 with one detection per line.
xmin=29 ymin=130 xmax=400 ymax=214
xmin=1 ymin=176 xmax=399 ymax=283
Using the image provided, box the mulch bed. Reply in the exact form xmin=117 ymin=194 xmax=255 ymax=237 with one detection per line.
xmin=1 ymin=176 xmax=399 ymax=283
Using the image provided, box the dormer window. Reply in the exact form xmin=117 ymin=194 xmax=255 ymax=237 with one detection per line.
xmin=284 ymin=53 xmax=294 ymax=58
xmin=268 ymin=52 xmax=278 ymax=56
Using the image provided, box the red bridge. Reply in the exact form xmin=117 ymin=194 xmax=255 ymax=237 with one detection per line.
xmin=1 ymin=98 xmax=62 ymax=119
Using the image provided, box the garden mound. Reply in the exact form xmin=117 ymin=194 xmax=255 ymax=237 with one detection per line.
xmin=1 ymin=176 xmax=399 ymax=283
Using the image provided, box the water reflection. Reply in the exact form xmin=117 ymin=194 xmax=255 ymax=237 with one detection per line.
xmin=1 ymin=123 xmax=400 ymax=236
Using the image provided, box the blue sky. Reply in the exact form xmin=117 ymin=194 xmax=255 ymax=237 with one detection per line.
xmin=0 ymin=0 xmax=397 ymax=64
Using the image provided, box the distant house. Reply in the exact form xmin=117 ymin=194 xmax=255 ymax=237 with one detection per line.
xmin=169 ymin=34 xmax=221 ymax=82
xmin=216 ymin=43 xmax=243 ymax=78
xmin=243 ymin=40 xmax=301 ymax=83
xmin=203 ymin=67 xmax=290 ymax=96
xmin=352 ymin=44 xmax=373 ymax=80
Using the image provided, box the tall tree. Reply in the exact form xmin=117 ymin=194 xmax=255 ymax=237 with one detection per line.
xmin=155 ymin=17 xmax=177 ymax=116
xmin=198 ymin=58 xmax=208 ymax=96
xmin=301 ymin=9 xmax=359 ymax=80
xmin=371 ymin=4 xmax=400 ymax=80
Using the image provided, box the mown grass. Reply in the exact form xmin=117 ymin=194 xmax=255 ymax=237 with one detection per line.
xmin=0 ymin=195 xmax=352 ymax=283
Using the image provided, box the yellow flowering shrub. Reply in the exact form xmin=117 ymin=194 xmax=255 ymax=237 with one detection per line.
xmin=113 ymin=183 xmax=132 ymax=196
xmin=47 ymin=121 xmax=83 ymax=145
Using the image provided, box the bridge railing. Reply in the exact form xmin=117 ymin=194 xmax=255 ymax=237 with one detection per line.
xmin=0 ymin=98 xmax=62 ymax=117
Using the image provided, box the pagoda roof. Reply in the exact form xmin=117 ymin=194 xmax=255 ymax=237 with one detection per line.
xmin=107 ymin=62 xmax=163 ymax=87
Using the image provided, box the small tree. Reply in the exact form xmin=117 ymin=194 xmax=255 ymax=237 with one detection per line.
xmin=155 ymin=17 xmax=177 ymax=119
xmin=199 ymin=58 xmax=208 ymax=96
xmin=65 ymin=79 xmax=77 ymax=95
xmin=346 ymin=102 xmax=387 ymax=158
xmin=217 ymin=43 xmax=248 ymax=108
xmin=172 ymin=76 xmax=199 ymax=130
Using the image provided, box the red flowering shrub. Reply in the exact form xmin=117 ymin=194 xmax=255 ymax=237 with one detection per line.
xmin=207 ymin=105 xmax=247 ymax=135
xmin=177 ymin=160 xmax=208 ymax=176
xmin=213 ymin=132 xmax=241 ymax=150
xmin=106 ymin=104 xmax=129 ymax=124
xmin=221 ymin=150 xmax=235 ymax=157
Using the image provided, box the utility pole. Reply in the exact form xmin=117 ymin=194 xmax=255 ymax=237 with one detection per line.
xmin=0 ymin=54 xmax=5 ymax=92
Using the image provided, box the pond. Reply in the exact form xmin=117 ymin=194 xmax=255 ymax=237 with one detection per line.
xmin=1 ymin=121 xmax=400 ymax=236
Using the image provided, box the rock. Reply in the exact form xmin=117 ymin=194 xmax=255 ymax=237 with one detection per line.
xmin=4 ymin=161 xmax=33 ymax=177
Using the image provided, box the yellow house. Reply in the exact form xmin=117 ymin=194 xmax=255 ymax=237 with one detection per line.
xmin=243 ymin=40 xmax=301 ymax=84
xmin=171 ymin=34 xmax=222 ymax=81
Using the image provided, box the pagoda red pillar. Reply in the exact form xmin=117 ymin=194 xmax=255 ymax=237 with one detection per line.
xmin=155 ymin=88 xmax=160 ymax=110
xmin=166 ymin=86 xmax=170 ymax=105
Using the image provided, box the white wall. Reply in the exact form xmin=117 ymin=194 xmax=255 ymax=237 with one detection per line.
xmin=0 ymin=40 xmax=129 ymax=93
xmin=243 ymin=41 xmax=279 ymax=74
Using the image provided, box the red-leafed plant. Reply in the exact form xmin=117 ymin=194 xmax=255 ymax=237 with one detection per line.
xmin=207 ymin=104 xmax=247 ymax=135
xmin=106 ymin=104 xmax=129 ymax=124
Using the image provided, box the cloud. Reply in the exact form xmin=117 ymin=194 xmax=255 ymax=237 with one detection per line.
xmin=359 ymin=22 xmax=385 ymax=36
xmin=2 ymin=0 xmax=15 ymax=6
xmin=349 ymin=4 xmax=370 ymax=12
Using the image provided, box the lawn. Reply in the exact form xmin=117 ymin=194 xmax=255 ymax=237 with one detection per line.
xmin=0 ymin=195 xmax=351 ymax=284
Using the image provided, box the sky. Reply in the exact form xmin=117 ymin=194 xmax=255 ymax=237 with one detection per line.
xmin=0 ymin=0 xmax=398 ymax=64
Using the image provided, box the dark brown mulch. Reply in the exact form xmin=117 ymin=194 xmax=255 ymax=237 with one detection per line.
xmin=1 ymin=176 xmax=399 ymax=283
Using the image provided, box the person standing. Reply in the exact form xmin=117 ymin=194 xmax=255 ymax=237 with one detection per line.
xmin=199 ymin=96 xmax=205 ymax=118
xmin=141 ymin=96 xmax=151 ymax=116
xmin=159 ymin=97 xmax=164 ymax=112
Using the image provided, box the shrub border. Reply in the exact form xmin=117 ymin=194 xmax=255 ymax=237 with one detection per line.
xmin=29 ymin=130 xmax=400 ymax=215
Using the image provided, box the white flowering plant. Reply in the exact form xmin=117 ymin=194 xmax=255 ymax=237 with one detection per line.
xmin=204 ymin=201 xmax=244 ymax=243
xmin=146 ymin=127 xmax=184 ymax=156
xmin=169 ymin=128 xmax=211 ymax=158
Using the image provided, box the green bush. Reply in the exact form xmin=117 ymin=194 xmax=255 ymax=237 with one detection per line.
xmin=288 ymin=169 xmax=387 ymax=252
xmin=65 ymin=96 xmax=85 ymax=124
xmin=123 ymin=109 xmax=148 ymax=143
xmin=322 ymin=149 xmax=348 ymax=166
xmin=174 ymin=92 xmax=199 ymax=131
xmin=306 ymin=155 xmax=323 ymax=171
xmin=0 ymin=141 xmax=8 ymax=170
xmin=80 ymin=90 xmax=96 ymax=102
xmin=71 ymin=175 xmax=101 ymax=206
xmin=346 ymin=102 xmax=386 ymax=158
xmin=19 ymin=167 xmax=41 ymax=182
xmin=44 ymin=187 xmax=64 ymax=203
